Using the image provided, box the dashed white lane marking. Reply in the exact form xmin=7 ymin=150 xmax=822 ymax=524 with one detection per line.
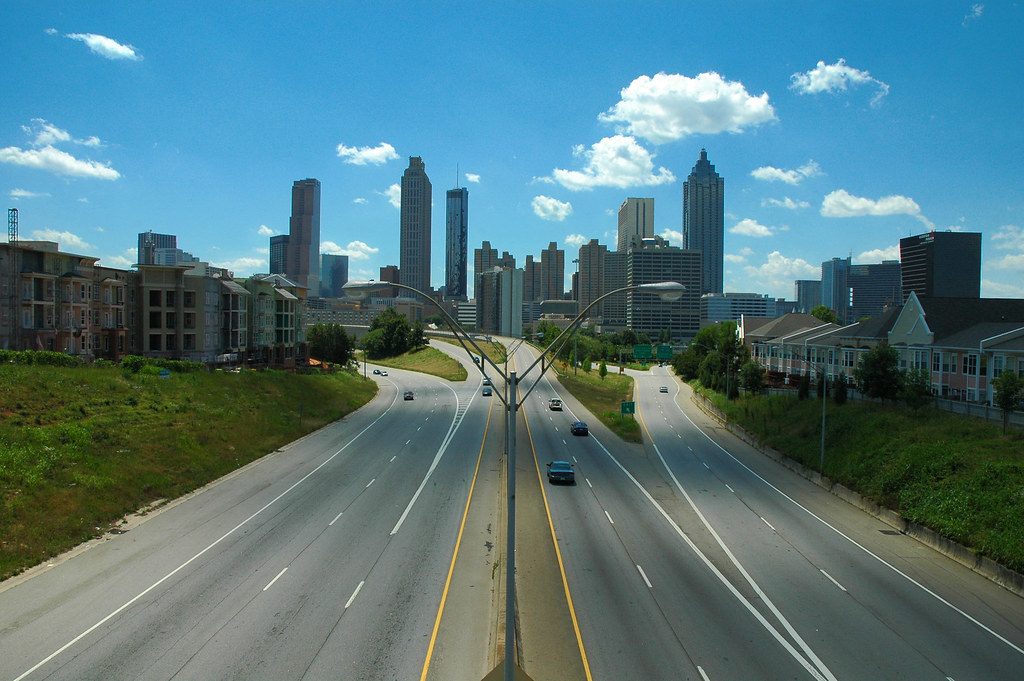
xmin=636 ymin=564 xmax=653 ymax=588
xmin=605 ymin=511 xmax=614 ymax=525
xmin=820 ymin=569 xmax=848 ymax=592
xmin=329 ymin=511 xmax=343 ymax=526
xmin=389 ymin=455 xmax=396 ymax=463
xmin=586 ymin=478 xmax=593 ymax=488
xmin=703 ymin=462 xmax=710 ymax=469
xmin=345 ymin=580 xmax=365 ymax=608
xmin=263 ymin=567 xmax=287 ymax=592
xmin=761 ymin=517 xmax=776 ymax=531
xmin=366 ymin=478 xmax=375 ymax=488
xmin=697 ymin=666 xmax=712 ymax=681
xmin=725 ymin=484 xmax=734 ymax=494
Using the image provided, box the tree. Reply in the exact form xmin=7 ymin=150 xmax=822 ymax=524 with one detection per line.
xmin=409 ymin=320 xmax=427 ymax=349
xmin=798 ymin=372 xmax=811 ymax=400
xmin=992 ymin=371 xmax=1024 ymax=434
xmin=306 ymin=324 xmax=354 ymax=365
xmin=740 ymin=361 xmax=765 ymax=395
xmin=582 ymin=355 xmax=592 ymax=373
xmin=811 ymin=305 xmax=839 ymax=324
xmin=364 ymin=308 xmax=411 ymax=359
xmin=833 ymin=376 xmax=848 ymax=405
xmin=854 ymin=343 xmax=902 ymax=401
xmin=599 ymin=360 xmax=608 ymax=380
xmin=901 ymin=366 xmax=933 ymax=411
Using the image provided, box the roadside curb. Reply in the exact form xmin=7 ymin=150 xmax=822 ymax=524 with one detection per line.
xmin=689 ymin=390 xmax=1024 ymax=599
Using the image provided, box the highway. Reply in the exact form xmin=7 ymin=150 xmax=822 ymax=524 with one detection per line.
xmin=1 ymin=338 xmax=1023 ymax=681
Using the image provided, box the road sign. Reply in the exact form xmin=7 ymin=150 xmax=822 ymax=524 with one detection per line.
xmin=656 ymin=344 xmax=673 ymax=360
xmin=633 ymin=344 xmax=653 ymax=360
xmin=620 ymin=401 xmax=636 ymax=415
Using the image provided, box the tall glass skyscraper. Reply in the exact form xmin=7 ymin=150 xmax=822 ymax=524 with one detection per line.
xmin=400 ymin=157 xmax=432 ymax=295
xmin=445 ymin=187 xmax=468 ymax=299
xmin=682 ymin=149 xmax=724 ymax=295
xmin=288 ymin=178 xmax=320 ymax=293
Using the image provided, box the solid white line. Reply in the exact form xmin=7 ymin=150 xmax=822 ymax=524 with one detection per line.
xmin=263 ymin=567 xmax=287 ymax=592
xmin=366 ymin=478 xmax=375 ymax=488
xmin=329 ymin=511 xmax=343 ymax=526
xmin=761 ymin=517 xmax=776 ymax=531
xmin=820 ymin=569 xmax=847 ymax=592
xmin=697 ymin=666 xmax=712 ymax=681
xmin=605 ymin=510 xmax=614 ymax=525
xmin=636 ymin=564 xmax=653 ymax=588
xmin=345 ymin=580 xmax=365 ymax=609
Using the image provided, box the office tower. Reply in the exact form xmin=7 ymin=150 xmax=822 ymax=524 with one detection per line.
xmin=497 ymin=250 xmax=516 ymax=270
xmin=795 ymin=279 xmax=823 ymax=313
xmin=400 ymin=157 xmax=432 ymax=295
xmin=269 ymin=235 xmax=289 ymax=276
xmin=682 ymin=149 xmax=725 ymax=295
xmin=848 ymin=261 xmax=902 ymax=321
xmin=287 ymin=178 xmax=321 ymax=293
xmin=617 ymin=198 xmax=654 ymax=252
xmin=602 ymin=250 xmax=628 ymax=328
xmin=379 ymin=265 xmax=400 ymax=298
xmin=320 ymin=254 xmax=349 ymax=298
xmin=540 ymin=241 xmax=565 ymax=300
xmin=900 ymin=231 xmax=982 ymax=301
xmin=701 ymin=292 xmax=778 ymax=324
xmin=626 ymin=236 xmax=702 ymax=341
xmin=137 ymin=231 xmax=176 ymax=265
xmin=445 ymin=187 xmax=469 ymax=299
xmin=476 ymin=267 xmax=523 ymax=338
xmin=578 ymin=239 xmax=607 ymax=316
xmin=523 ymin=255 xmax=540 ymax=302
xmin=821 ymin=257 xmax=851 ymax=322
xmin=475 ymin=241 xmax=498 ymax=275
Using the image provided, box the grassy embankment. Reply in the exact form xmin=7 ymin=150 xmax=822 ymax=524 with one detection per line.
xmin=697 ymin=384 xmax=1024 ymax=573
xmin=553 ymin=367 xmax=641 ymax=443
xmin=362 ymin=344 xmax=469 ymax=382
xmin=0 ymin=364 xmax=377 ymax=581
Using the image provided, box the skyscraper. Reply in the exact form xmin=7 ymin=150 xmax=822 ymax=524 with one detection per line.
xmin=617 ymin=198 xmax=654 ymax=252
xmin=137 ymin=231 xmax=176 ymax=265
xmin=287 ymin=178 xmax=321 ymax=293
xmin=400 ymin=157 xmax=432 ymax=295
xmin=445 ymin=187 xmax=468 ymax=299
xmin=320 ymin=254 xmax=349 ymax=298
xmin=821 ymin=256 xmax=851 ymax=321
xmin=682 ymin=149 xmax=724 ymax=295
xmin=626 ymin=236 xmax=702 ymax=341
xmin=540 ymin=241 xmax=565 ymax=300
xmin=848 ymin=261 xmax=902 ymax=321
xmin=578 ymin=239 xmax=607 ymax=316
xmin=899 ymin=231 xmax=982 ymax=301
xmin=269 ymin=235 xmax=289 ymax=276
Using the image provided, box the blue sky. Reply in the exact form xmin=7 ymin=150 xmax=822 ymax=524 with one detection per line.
xmin=3 ymin=2 xmax=1022 ymax=300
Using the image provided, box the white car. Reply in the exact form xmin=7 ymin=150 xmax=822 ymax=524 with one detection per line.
xmin=548 ymin=398 xmax=562 ymax=411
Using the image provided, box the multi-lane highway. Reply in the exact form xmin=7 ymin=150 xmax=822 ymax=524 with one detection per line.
xmin=1 ymin=338 xmax=1022 ymax=681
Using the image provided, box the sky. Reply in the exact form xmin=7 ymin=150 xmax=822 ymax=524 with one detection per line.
xmin=2 ymin=2 xmax=1023 ymax=301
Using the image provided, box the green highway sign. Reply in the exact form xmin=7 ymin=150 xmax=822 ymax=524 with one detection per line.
xmin=633 ymin=344 xmax=653 ymax=360
xmin=621 ymin=401 xmax=636 ymax=415
xmin=656 ymin=344 xmax=673 ymax=360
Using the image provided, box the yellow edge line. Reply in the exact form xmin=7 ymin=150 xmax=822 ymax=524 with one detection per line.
xmin=419 ymin=394 xmax=493 ymax=681
xmin=522 ymin=406 xmax=594 ymax=681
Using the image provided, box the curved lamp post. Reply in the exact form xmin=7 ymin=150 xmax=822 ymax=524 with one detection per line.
xmin=343 ymin=278 xmax=684 ymax=681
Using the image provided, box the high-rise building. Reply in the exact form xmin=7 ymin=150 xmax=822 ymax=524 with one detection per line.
xmin=137 ymin=231 xmax=176 ymax=265
xmin=287 ymin=178 xmax=321 ymax=294
xmin=626 ymin=236 xmax=701 ymax=341
xmin=320 ymin=254 xmax=349 ymax=298
xmin=445 ymin=187 xmax=468 ymax=299
xmin=795 ymin=279 xmax=822 ymax=313
xmin=475 ymin=241 xmax=498 ymax=277
xmin=540 ymin=241 xmax=564 ymax=300
xmin=400 ymin=157 xmax=432 ymax=295
xmin=617 ymin=198 xmax=654 ymax=252
xmin=821 ymin=256 xmax=851 ymax=321
xmin=476 ymin=267 xmax=523 ymax=338
xmin=523 ymin=255 xmax=540 ymax=302
xmin=379 ymin=264 xmax=400 ymax=298
xmin=899 ymin=231 xmax=982 ymax=301
xmin=602 ymin=251 xmax=628 ymax=329
xmin=578 ymin=239 xmax=607 ymax=316
xmin=682 ymin=149 xmax=725 ymax=295
xmin=269 ymin=235 xmax=289 ymax=276
xmin=848 ymin=261 xmax=902 ymax=321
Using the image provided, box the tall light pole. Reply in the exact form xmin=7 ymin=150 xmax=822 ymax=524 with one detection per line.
xmin=343 ymin=278 xmax=685 ymax=681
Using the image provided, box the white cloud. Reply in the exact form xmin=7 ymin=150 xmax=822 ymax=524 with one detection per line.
xmin=532 ymin=195 xmax=573 ymax=221
xmin=211 ymin=256 xmax=264 ymax=276
xmin=750 ymin=160 xmax=822 ymax=185
xmin=45 ymin=28 xmax=57 ymax=36
xmin=989 ymin=253 xmax=1024 ymax=271
xmin=548 ymin=135 xmax=674 ymax=191
xmin=0 ymin=144 xmax=120 ymax=180
xmin=30 ymin=228 xmax=95 ymax=252
xmin=22 ymin=119 xmax=104 ymax=148
xmin=724 ymin=253 xmax=746 ymax=263
xmin=257 ymin=224 xmax=274 ymax=236
xmin=353 ymin=197 xmax=368 ymax=204
xmin=964 ymin=4 xmax=984 ymax=26
xmin=465 ymin=173 xmax=480 ymax=183
xmin=744 ymin=251 xmax=819 ymax=293
xmin=382 ymin=183 xmax=401 ymax=208
xmin=10 ymin=188 xmax=50 ymax=200
xmin=660 ymin=228 xmax=682 ymax=245
xmin=821 ymin=189 xmax=932 ymax=228
xmin=992 ymin=224 xmax=1024 ymax=251
xmin=599 ymin=72 xmax=776 ymax=144
xmin=564 ymin=233 xmax=587 ymax=248
xmin=856 ymin=246 xmax=900 ymax=262
xmin=982 ymin=278 xmax=1024 ymax=298
xmin=336 ymin=142 xmax=398 ymax=166
xmin=730 ymin=218 xmax=775 ymax=238
xmin=790 ymin=59 xmax=889 ymax=106
xmin=322 ymin=240 xmax=379 ymax=260
xmin=762 ymin=197 xmax=811 ymax=210
xmin=66 ymin=32 xmax=142 ymax=61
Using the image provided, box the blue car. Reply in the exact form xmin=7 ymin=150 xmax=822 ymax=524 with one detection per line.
xmin=570 ymin=421 xmax=588 ymax=436
xmin=547 ymin=460 xmax=575 ymax=484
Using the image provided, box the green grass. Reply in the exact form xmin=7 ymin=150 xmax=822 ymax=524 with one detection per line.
xmin=0 ymin=364 xmax=377 ymax=580
xmin=554 ymin=368 xmax=641 ymax=443
xmin=365 ymin=345 xmax=468 ymax=381
xmin=697 ymin=384 xmax=1024 ymax=573
xmin=431 ymin=336 xmax=507 ymax=367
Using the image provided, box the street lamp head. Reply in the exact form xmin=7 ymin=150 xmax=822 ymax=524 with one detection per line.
xmin=637 ymin=281 xmax=686 ymax=302
xmin=341 ymin=280 xmax=388 ymax=300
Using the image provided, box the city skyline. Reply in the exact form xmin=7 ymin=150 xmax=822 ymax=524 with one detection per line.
xmin=2 ymin=3 xmax=1022 ymax=301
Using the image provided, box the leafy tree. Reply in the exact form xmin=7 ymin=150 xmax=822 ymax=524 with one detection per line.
xmin=992 ymin=371 xmax=1024 ymax=434
xmin=854 ymin=343 xmax=902 ymax=401
xmin=671 ymin=349 xmax=702 ymax=381
xmin=833 ymin=376 xmax=848 ymax=405
xmin=797 ymin=372 xmax=811 ymax=400
xmin=740 ymin=361 xmax=765 ymax=395
xmin=599 ymin=360 xmax=608 ymax=380
xmin=409 ymin=320 xmax=427 ymax=348
xmin=582 ymin=355 xmax=592 ymax=373
xmin=307 ymin=324 xmax=354 ymax=365
xmin=811 ymin=305 xmax=839 ymax=324
xmin=364 ymin=308 xmax=411 ymax=359
xmin=901 ymin=366 xmax=933 ymax=410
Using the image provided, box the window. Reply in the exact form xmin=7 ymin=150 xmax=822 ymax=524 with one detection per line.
xmin=962 ymin=353 xmax=978 ymax=376
xmin=183 ymin=334 xmax=195 ymax=350
xmin=166 ymin=334 xmax=176 ymax=351
xmin=184 ymin=291 xmax=196 ymax=308
xmin=912 ymin=349 xmax=929 ymax=371
xmin=149 ymin=289 xmax=162 ymax=306
xmin=992 ymin=355 xmax=1005 ymax=378
xmin=842 ymin=350 xmax=855 ymax=368
xmin=184 ymin=312 xmax=196 ymax=329
xmin=149 ymin=311 xmax=162 ymax=329
xmin=165 ymin=312 xmax=176 ymax=328
xmin=149 ymin=333 xmax=162 ymax=351
xmin=166 ymin=290 xmax=177 ymax=307
xmin=932 ymin=351 xmax=941 ymax=372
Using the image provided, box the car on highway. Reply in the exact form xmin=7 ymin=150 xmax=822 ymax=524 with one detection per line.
xmin=570 ymin=421 xmax=588 ymax=436
xmin=482 ymin=386 xmax=492 ymax=396
xmin=381 ymin=370 xmax=388 ymax=376
xmin=373 ymin=369 xmax=381 ymax=375
xmin=548 ymin=397 xmax=562 ymax=411
xmin=404 ymin=390 xmax=414 ymax=400
xmin=660 ymin=385 xmax=668 ymax=393
xmin=546 ymin=460 xmax=575 ymax=484
xmin=483 ymin=376 xmax=492 ymax=386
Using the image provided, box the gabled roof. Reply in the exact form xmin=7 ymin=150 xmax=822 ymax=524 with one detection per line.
xmin=939 ymin=322 xmax=1024 ymax=350
xmin=743 ymin=313 xmax=830 ymax=342
xmin=917 ymin=297 xmax=1024 ymax=342
xmin=220 ymin=279 xmax=250 ymax=295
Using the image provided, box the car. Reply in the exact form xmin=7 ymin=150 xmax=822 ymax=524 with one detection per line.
xmin=404 ymin=390 xmax=414 ymax=400
xmin=482 ymin=386 xmax=492 ymax=396
xmin=380 ymin=370 xmax=388 ymax=376
xmin=373 ymin=369 xmax=381 ymax=375
xmin=546 ymin=460 xmax=575 ymax=484
xmin=548 ymin=398 xmax=563 ymax=411
xmin=483 ymin=376 xmax=492 ymax=386
xmin=570 ymin=421 xmax=588 ymax=436
xmin=660 ymin=385 xmax=668 ymax=393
